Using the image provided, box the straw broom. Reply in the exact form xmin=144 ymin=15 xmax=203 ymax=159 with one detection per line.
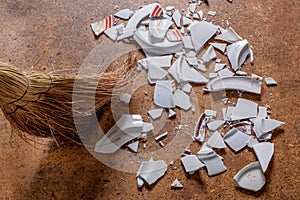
xmin=0 ymin=56 xmax=136 ymax=145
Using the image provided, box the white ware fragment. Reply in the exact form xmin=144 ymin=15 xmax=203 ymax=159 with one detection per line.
xmin=231 ymin=98 xmax=258 ymax=121
xmin=215 ymin=27 xmax=243 ymax=43
xmin=181 ymin=58 xmax=209 ymax=84
xmin=236 ymin=70 xmax=248 ymax=76
xmin=197 ymin=142 xmax=214 ymax=157
xmin=171 ymin=179 xmax=183 ymax=189
xmin=193 ymin=13 xmax=200 ymax=19
xmin=204 ymin=76 xmax=262 ymax=94
xmin=181 ymin=155 xmax=205 ymax=173
xmin=148 ymin=63 xmax=168 ymax=80
xmin=168 ymin=109 xmax=176 ymax=118
xmin=207 ymin=131 xmax=226 ymax=149
xmin=217 ymin=68 xmax=234 ymax=78
xmin=227 ymin=39 xmax=251 ymax=71
xmin=197 ymin=63 xmax=206 ymax=72
xmin=91 ymin=15 xmax=114 ymax=36
xmin=104 ymin=24 xmax=124 ymax=41
xmin=167 ymin=29 xmax=183 ymax=41
xmin=207 ymin=120 xmax=225 ymax=131
xmin=265 ymin=77 xmax=277 ymax=86
xmin=182 ymin=36 xmax=195 ymax=50
xmin=159 ymin=141 xmax=165 ymax=147
xmin=166 ymin=6 xmax=175 ymax=11
xmin=146 ymin=55 xmax=173 ymax=67
xmin=253 ymin=118 xmax=284 ymax=140
xmin=193 ymin=113 xmax=206 ymax=142
xmin=247 ymin=137 xmax=259 ymax=148
xmin=233 ymin=162 xmax=266 ymax=192
xmin=155 ymin=131 xmax=168 ymax=141
xmin=114 ymin=9 xmax=132 ymax=20
xmin=149 ymin=19 xmax=174 ymax=43
xmin=183 ymin=17 xmax=193 ymax=26
xmin=142 ymin=123 xmax=154 ymax=133
xmin=253 ymin=142 xmax=274 ymax=172
xmin=186 ymin=57 xmax=198 ymax=66
xmin=149 ymin=4 xmax=164 ymax=18
xmin=94 ymin=115 xmax=143 ymax=154
xmin=137 ymin=177 xmax=144 ymax=188
xmin=198 ymin=151 xmax=227 ymax=176
xmin=173 ymin=89 xmax=192 ymax=111
xmin=148 ymin=108 xmax=164 ymax=120
xmin=120 ymin=93 xmax=131 ymax=104
xmin=205 ymin=110 xmax=217 ymax=118
xmin=201 ymin=46 xmax=217 ymax=63
xmin=182 ymin=83 xmax=192 ymax=93
xmin=172 ymin=10 xmax=182 ymax=28
xmin=189 ymin=3 xmax=197 ymax=13
xmin=128 ymin=141 xmax=139 ymax=153
xmin=137 ymin=160 xmax=168 ymax=185
xmin=224 ymin=128 xmax=251 ymax=152
xmin=214 ymin=63 xmax=226 ymax=72
xmin=198 ymin=10 xmax=204 ymax=20
xmin=210 ymin=42 xmax=227 ymax=53
xmin=154 ymin=80 xmax=175 ymax=108
xmin=207 ymin=11 xmax=217 ymax=16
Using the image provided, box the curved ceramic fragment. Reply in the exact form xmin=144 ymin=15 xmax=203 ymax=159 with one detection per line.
xmin=253 ymin=142 xmax=274 ymax=172
xmin=181 ymin=155 xmax=205 ymax=173
xmin=204 ymin=76 xmax=262 ymax=94
xmin=134 ymin=30 xmax=183 ymax=57
xmin=154 ymin=80 xmax=175 ymax=108
xmin=149 ymin=19 xmax=174 ymax=43
xmin=166 ymin=29 xmax=183 ymax=41
xmin=137 ymin=160 xmax=168 ymax=185
xmin=193 ymin=113 xmax=206 ymax=142
xmin=233 ymin=161 xmax=266 ymax=192
xmin=207 ymin=131 xmax=226 ymax=149
xmin=227 ymin=39 xmax=251 ymax=71
xmin=114 ymin=9 xmax=133 ymax=20
xmin=224 ymin=128 xmax=251 ymax=152
xmin=198 ymin=151 xmax=227 ymax=176
xmin=215 ymin=27 xmax=243 ymax=43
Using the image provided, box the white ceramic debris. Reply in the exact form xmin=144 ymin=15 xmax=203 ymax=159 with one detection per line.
xmin=198 ymin=10 xmax=204 ymax=20
xmin=148 ymin=108 xmax=164 ymax=120
xmin=173 ymin=89 xmax=192 ymax=111
xmin=201 ymin=46 xmax=217 ymax=63
xmin=189 ymin=3 xmax=197 ymax=13
xmin=182 ymin=147 xmax=192 ymax=156
xmin=181 ymin=155 xmax=205 ymax=173
xmin=183 ymin=17 xmax=193 ymax=26
xmin=149 ymin=4 xmax=164 ymax=18
xmin=265 ymin=77 xmax=277 ymax=86
xmin=168 ymin=57 xmax=183 ymax=83
xmin=188 ymin=21 xmax=219 ymax=52
xmin=166 ymin=6 xmax=175 ymax=12
xmin=193 ymin=13 xmax=200 ymax=19
xmin=210 ymin=42 xmax=227 ymax=53
xmin=148 ymin=63 xmax=168 ymax=80
xmin=167 ymin=29 xmax=183 ymax=41
xmin=137 ymin=160 xmax=168 ymax=185
xmin=168 ymin=109 xmax=176 ymax=118
xmin=235 ymin=124 xmax=252 ymax=135
xmin=253 ymin=142 xmax=274 ymax=172
xmin=247 ymin=137 xmax=259 ymax=148
xmin=207 ymin=120 xmax=225 ymax=131
xmin=193 ymin=113 xmax=206 ymax=142
xmin=146 ymin=55 xmax=173 ymax=67
xmin=198 ymin=151 xmax=227 ymax=176
xmin=172 ymin=10 xmax=182 ymax=28
xmin=114 ymin=9 xmax=133 ymax=20
xmin=217 ymin=68 xmax=234 ymax=78
xmin=154 ymin=80 xmax=175 ymax=108
xmin=171 ymin=179 xmax=183 ymax=189
xmin=231 ymin=98 xmax=258 ymax=121
xmin=137 ymin=177 xmax=144 ymax=188
xmin=197 ymin=143 xmax=214 ymax=157
xmin=215 ymin=27 xmax=243 ymax=43
xmin=205 ymin=110 xmax=217 ymax=118
xmin=142 ymin=122 xmax=154 ymax=133
xmin=182 ymin=36 xmax=195 ymax=50
xmin=186 ymin=57 xmax=198 ymax=66
xmin=120 ymin=93 xmax=131 ymax=104
xmin=155 ymin=131 xmax=168 ymax=141
xmin=224 ymin=128 xmax=251 ymax=152
xmin=214 ymin=63 xmax=226 ymax=72
xmin=227 ymin=39 xmax=251 ymax=71
xmin=253 ymin=118 xmax=284 ymax=140
xmin=149 ymin=19 xmax=174 ymax=43
xmin=181 ymin=58 xmax=209 ymax=84
xmin=181 ymin=82 xmax=192 ymax=93
xmin=196 ymin=63 xmax=206 ymax=72
xmin=127 ymin=141 xmax=139 ymax=153
xmin=207 ymin=131 xmax=226 ymax=149
xmin=94 ymin=115 xmax=143 ymax=154
xmin=233 ymin=161 xmax=266 ymax=192
xmin=91 ymin=15 xmax=114 ymax=36
xmin=204 ymin=76 xmax=262 ymax=94
xmin=235 ymin=70 xmax=248 ymax=76
xmin=207 ymin=11 xmax=217 ymax=16
xmin=104 ymin=24 xmax=124 ymax=41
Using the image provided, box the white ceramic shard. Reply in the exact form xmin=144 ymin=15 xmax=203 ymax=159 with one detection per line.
xmin=233 ymin=162 xmax=266 ymax=192
xmin=188 ymin=21 xmax=219 ymax=52
xmin=198 ymin=151 xmax=227 ymax=176
xmin=154 ymin=80 xmax=175 ymax=108
xmin=114 ymin=9 xmax=132 ymax=20
xmin=168 ymin=109 xmax=176 ymax=118
xmin=249 ymin=47 xmax=254 ymax=64
xmin=215 ymin=27 xmax=243 ymax=43
xmin=227 ymin=39 xmax=251 ymax=71
xmin=207 ymin=120 xmax=225 ymax=131
xmin=193 ymin=113 xmax=206 ymax=142
xmin=128 ymin=141 xmax=139 ymax=153
xmin=247 ymin=137 xmax=259 ymax=148
xmin=214 ymin=63 xmax=226 ymax=72
xmin=181 ymin=155 xmax=205 ymax=173
xmin=210 ymin=42 xmax=227 ymax=53
xmin=168 ymin=57 xmax=183 ymax=83
xmin=182 ymin=147 xmax=192 ymax=156
xmin=224 ymin=128 xmax=251 ymax=152
xmin=186 ymin=57 xmax=198 ymax=66
xmin=236 ymin=70 xmax=248 ymax=76
xmin=205 ymin=110 xmax=217 ymax=118
xmin=137 ymin=160 xmax=168 ymax=185
xmin=183 ymin=17 xmax=193 ymax=26
xmin=148 ymin=63 xmax=168 ymax=80
xmin=148 ymin=108 xmax=164 ymax=120
xmin=171 ymin=179 xmax=183 ymax=188
xmin=231 ymin=98 xmax=258 ymax=121
xmin=91 ymin=15 xmax=114 ymax=36
xmin=134 ymin=30 xmax=183 ymax=57
xmin=253 ymin=142 xmax=274 ymax=172
xmin=137 ymin=177 xmax=144 ymax=188
xmin=217 ymin=68 xmax=234 ymax=78
xmin=149 ymin=19 xmax=174 ymax=43
xmin=265 ymin=77 xmax=277 ymax=86
xmin=120 ymin=93 xmax=131 ymax=104
xmin=182 ymin=36 xmax=195 ymax=50
xmin=149 ymin=4 xmax=164 ymax=18
xmin=215 ymin=59 xmax=222 ymax=63
xmin=94 ymin=115 xmax=143 ymax=154
xmin=204 ymin=76 xmax=262 ymax=94
xmin=253 ymin=118 xmax=284 ymax=139
xmin=207 ymin=11 xmax=217 ymax=16
xmin=198 ymin=10 xmax=204 ymax=20
xmin=167 ymin=29 xmax=183 ymax=42
xmin=196 ymin=63 xmax=206 ymax=72
xmin=173 ymin=89 xmax=192 ymax=111
xmin=235 ymin=124 xmax=252 ymax=135
xmin=155 ymin=131 xmax=168 ymax=141
xmin=142 ymin=122 xmax=154 ymax=133
xmin=172 ymin=10 xmax=182 ymax=28
xmin=104 ymin=24 xmax=124 ymax=41
xmin=201 ymin=46 xmax=217 ymax=63
xmin=197 ymin=143 xmax=214 ymax=157
xmin=224 ymin=106 xmax=235 ymax=121
xmin=181 ymin=58 xmax=209 ymax=84
xmin=193 ymin=13 xmax=200 ymax=19
xmin=159 ymin=141 xmax=165 ymax=147
xmin=182 ymin=83 xmax=192 ymax=93
xmin=166 ymin=6 xmax=175 ymax=11
xmin=207 ymin=131 xmax=226 ymax=149
xmin=189 ymin=3 xmax=197 ymax=13
xmin=146 ymin=55 xmax=173 ymax=67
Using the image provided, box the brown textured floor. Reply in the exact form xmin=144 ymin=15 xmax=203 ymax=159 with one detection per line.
xmin=0 ymin=0 xmax=299 ymax=199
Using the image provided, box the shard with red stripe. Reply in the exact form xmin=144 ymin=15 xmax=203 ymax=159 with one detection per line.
xmin=91 ymin=15 xmax=114 ymax=36
xmin=166 ymin=29 xmax=182 ymax=42
xmin=150 ymin=5 xmax=163 ymax=18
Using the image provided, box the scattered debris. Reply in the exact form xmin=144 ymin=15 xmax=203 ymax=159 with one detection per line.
xmin=207 ymin=120 xmax=225 ymax=131
xmin=171 ymin=179 xmax=183 ymax=189
xmin=207 ymin=11 xmax=217 ymax=16
xmin=127 ymin=141 xmax=139 ymax=153
xmin=181 ymin=155 xmax=205 ymax=174
xmin=224 ymin=128 xmax=251 ymax=152
xmin=114 ymin=9 xmax=133 ymax=20
xmin=207 ymin=131 xmax=226 ymax=149
xmin=155 ymin=131 xmax=168 ymax=141
xmin=265 ymin=77 xmax=277 ymax=86
xmin=148 ymin=108 xmax=164 ymax=120
xmin=198 ymin=151 xmax=227 ymax=176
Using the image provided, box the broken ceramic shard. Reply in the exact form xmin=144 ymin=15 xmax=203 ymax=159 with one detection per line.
xmin=186 ymin=57 xmax=198 ymax=66
xmin=149 ymin=19 xmax=174 ymax=43
xmin=188 ymin=21 xmax=219 ymax=52
xmin=181 ymin=155 xmax=205 ymax=173
xmin=227 ymin=39 xmax=251 ymax=71
xmin=189 ymin=3 xmax=197 ymax=13
xmin=198 ymin=151 xmax=227 ymax=176
xmin=142 ymin=122 xmax=154 ymax=133
xmin=181 ymin=58 xmax=208 ymax=84
xmin=127 ymin=141 xmax=139 ymax=153
xmin=137 ymin=177 xmax=144 ymax=188
xmin=217 ymin=68 xmax=234 ymax=78
xmin=182 ymin=36 xmax=195 ymax=50
xmin=114 ymin=9 xmax=133 ymax=20
xmin=231 ymin=98 xmax=258 ymax=121
xmin=205 ymin=110 xmax=217 ymax=118
xmin=171 ymin=179 xmax=183 ymax=189
xmin=166 ymin=6 xmax=175 ymax=12
xmin=183 ymin=17 xmax=193 ymax=26
xmin=145 ymin=55 xmax=173 ymax=67
xmin=168 ymin=109 xmax=176 ymax=118
xmin=173 ymin=89 xmax=192 ymax=111
xmin=155 ymin=131 xmax=168 ymax=141
xmin=201 ymin=46 xmax=217 ymax=63
xmin=104 ymin=24 xmax=124 ymax=41
xmin=148 ymin=108 xmax=164 ymax=120
xmin=215 ymin=27 xmax=243 ymax=43
xmin=210 ymin=42 xmax=227 ymax=53
xmin=207 ymin=131 xmax=226 ymax=149
xmin=207 ymin=120 xmax=225 ymax=131
xmin=193 ymin=113 xmax=206 ymax=142
xmin=91 ymin=15 xmax=114 ymax=36
xmin=265 ymin=77 xmax=277 ymax=86
xmin=214 ymin=63 xmax=226 ymax=72
xmin=198 ymin=10 xmax=204 ymax=20
xmin=253 ymin=142 xmax=274 ymax=172
xmin=233 ymin=161 xmax=266 ymax=192
xmin=253 ymin=118 xmax=284 ymax=140
xmin=166 ymin=29 xmax=182 ymax=41
xmin=148 ymin=63 xmax=168 ymax=80
xmin=119 ymin=93 xmax=131 ymax=104
xmin=137 ymin=160 xmax=168 ymax=186
xmin=150 ymin=4 xmax=164 ymax=18
xmin=247 ymin=137 xmax=259 ymax=148
xmin=154 ymin=80 xmax=175 ymax=108
xmin=224 ymin=128 xmax=251 ymax=152
xmin=94 ymin=115 xmax=143 ymax=154
xmin=204 ymin=76 xmax=262 ymax=94
xmin=207 ymin=11 xmax=217 ymax=16
xmin=197 ymin=143 xmax=214 ymax=157
xmin=172 ymin=10 xmax=182 ymax=28
xmin=181 ymin=82 xmax=192 ymax=93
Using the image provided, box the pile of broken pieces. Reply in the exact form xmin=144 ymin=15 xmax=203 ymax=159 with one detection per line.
xmin=91 ymin=1 xmax=284 ymax=192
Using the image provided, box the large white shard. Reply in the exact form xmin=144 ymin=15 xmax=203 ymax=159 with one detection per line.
xmin=181 ymin=58 xmax=209 ymax=84
xmin=137 ymin=160 xmax=168 ymax=185
xmin=253 ymin=118 xmax=284 ymax=139
xmin=231 ymin=98 xmax=258 ymax=121
xmin=148 ymin=63 xmax=168 ymax=80
xmin=215 ymin=27 xmax=243 ymax=43
xmin=189 ymin=3 xmax=197 ymax=13
xmin=210 ymin=42 xmax=227 ymax=53
xmin=253 ymin=142 xmax=274 ymax=172
xmin=168 ymin=57 xmax=183 ymax=83
xmin=201 ymin=46 xmax=217 ymax=63
xmin=233 ymin=162 xmax=266 ymax=192
xmin=207 ymin=120 xmax=225 ymax=131
xmin=172 ymin=10 xmax=182 ymax=28
xmin=207 ymin=131 xmax=226 ymax=149
xmin=188 ymin=21 xmax=219 ymax=52
xmin=171 ymin=179 xmax=183 ymax=188
xmin=94 ymin=115 xmax=143 ymax=154
xmin=114 ymin=9 xmax=133 ymax=20
xmin=149 ymin=19 xmax=174 ymax=43
xmin=204 ymin=76 xmax=262 ymax=94
xmin=148 ymin=108 xmax=164 ymax=120
xmin=247 ymin=137 xmax=259 ymax=148
xmin=173 ymin=89 xmax=192 ymax=111
xmin=224 ymin=128 xmax=251 ymax=152
xmin=154 ymin=80 xmax=175 ymax=108
xmin=227 ymin=39 xmax=251 ymax=71
xmin=181 ymin=155 xmax=205 ymax=173
xmin=198 ymin=151 xmax=227 ymax=176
